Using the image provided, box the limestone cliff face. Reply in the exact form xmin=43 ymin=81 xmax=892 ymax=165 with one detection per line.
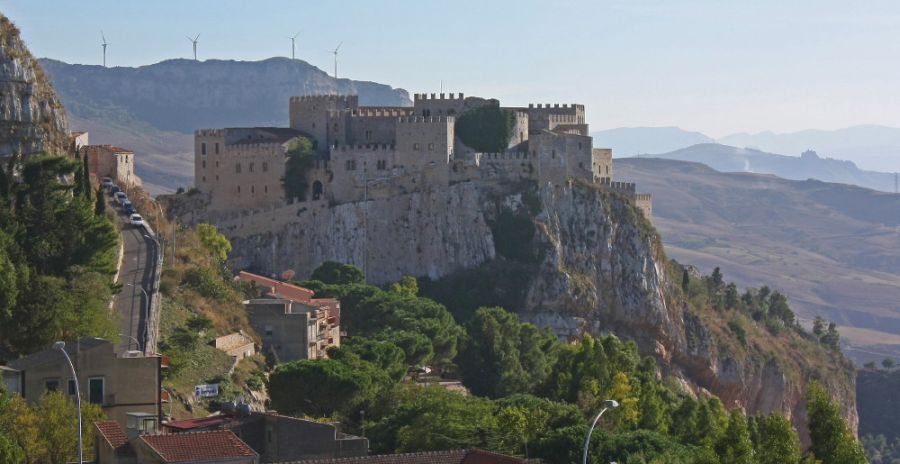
xmin=172 ymin=178 xmax=857 ymax=439
xmin=0 ymin=14 xmax=68 ymax=156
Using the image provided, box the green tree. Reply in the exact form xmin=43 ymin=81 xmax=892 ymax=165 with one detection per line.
xmin=268 ymin=357 xmax=388 ymax=418
xmin=389 ymin=276 xmax=418 ymax=297
xmin=724 ymin=283 xmax=739 ymax=310
xmin=806 ymin=382 xmax=867 ymax=464
xmin=682 ymin=268 xmax=691 ymax=293
xmin=714 ymin=409 xmax=754 ymax=464
xmin=458 ymin=307 xmax=556 ymax=398
xmin=753 ymin=413 xmax=800 ymax=464
xmin=812 ymin=316 xmax=825 ymax=337
xmin=81 ymin=152 xmax=91 ymax=200
xmin=882 ymin=358 xmax=895 ymax=369
xmin=282 ymin=137 xmax=316 ymax=202
xmin=455 ymin=104 xmax=515 ymax=152
xmin=338 ymin=337 xmax=407 ymax=381
xmin=94 ymin=185 xmax=106 ymax=216
xmin=33 ymin=391 xmax=105 ymax=464
xmin=197 ymin=223 xmax=232 ymax=262
xmin=310 ymin=261 xmax=365 ymax=285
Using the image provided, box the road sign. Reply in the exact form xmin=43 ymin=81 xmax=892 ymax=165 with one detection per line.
xmin=194 ymin=383 xmax=219 ymax=398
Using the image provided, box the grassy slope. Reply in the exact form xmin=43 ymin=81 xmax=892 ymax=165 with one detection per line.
xmin=617 ymin=157 xmax=900 ymax=364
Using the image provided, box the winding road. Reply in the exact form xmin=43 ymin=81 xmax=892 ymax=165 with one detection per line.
xmin=109 ymin=193 xmax=161 ymax=354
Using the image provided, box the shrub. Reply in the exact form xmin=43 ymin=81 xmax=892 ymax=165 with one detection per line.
xmin=455 ymin=104 xmax=515 ymax=152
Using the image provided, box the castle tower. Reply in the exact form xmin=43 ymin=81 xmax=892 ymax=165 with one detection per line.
xmin=289 ymin=95 xmax=359 ymax=152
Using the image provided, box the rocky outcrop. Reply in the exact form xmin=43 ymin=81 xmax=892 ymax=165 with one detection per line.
xmin=0 ymin=14 xmax=68 ymax=156
xmin=169 ymin=177 xmax=858 ymax=441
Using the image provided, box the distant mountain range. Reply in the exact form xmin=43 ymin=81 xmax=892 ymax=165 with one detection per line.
xmin=645 ymin=143 xmax=897 ymax=193
xmin=616 ymin=157 xmax=900 ymax=364
xmin=38 ymin=57 xmax=411 ymax=193
xmin=593 ymin=125 xmax=900 ymax=174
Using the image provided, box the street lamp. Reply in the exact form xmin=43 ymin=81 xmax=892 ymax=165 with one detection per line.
xmin=119 ymin=333 xmax=140 ymax=351
xmin=582 ymin=399 xmax=619 ymax=464
xmin=125 ymin=283 xmax=149 ymax=351
xmin=55 ymin=341 xmax=83 ymax=464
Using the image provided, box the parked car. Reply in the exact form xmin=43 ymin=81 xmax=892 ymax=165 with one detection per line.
xmin=122 ymin=200 xmax=135 ymax=215
xmin=115 ymin=192 xmax=127 ymax=205
xmin=109 ymin=185 xmax=121 ymax=196
xmin=130 ymin=214 xmax=143 ymax=227
xmin=101 ymin=177 xmax=114 ymax=189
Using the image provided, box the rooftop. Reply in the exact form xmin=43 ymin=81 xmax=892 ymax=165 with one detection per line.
xmin=140 ymin=429 xmax=258 ymax=462
xmin=226 ymin=127 xmax=305 ymax=146
xmin=94 ymin=421 xmax=136 ymax=457
xmin=6 ymin=337 xmax=110 ymax=370
xmin=283 ymin=449 xmax=525 ymax=464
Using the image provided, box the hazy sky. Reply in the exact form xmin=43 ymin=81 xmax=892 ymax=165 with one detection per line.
xmin=4 ymin=0 xmax=900 ymax=137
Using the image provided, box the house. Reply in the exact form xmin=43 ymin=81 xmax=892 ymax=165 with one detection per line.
xmin=286 ymin=449 xmax=527 ymax=464
xmin=213 ymin=331 xmax=256 ymax=360
xmin=83 ymin=144 xmax=137 ymax=187
xmin=95 ymin=420 xmax=259 ymax=464
xmin=239 ymin=272 xmax=340 ymax=362
xmin=162 ymin=410 xmax=368 ymax=463
xmin=4 ymin=338 xmax=162 ymax=427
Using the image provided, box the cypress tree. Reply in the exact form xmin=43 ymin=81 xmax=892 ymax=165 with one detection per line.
xmin=82 ymin=152 xmax=91 ymax=200
xmin=94 ymin=185 xmax=105 ymax=216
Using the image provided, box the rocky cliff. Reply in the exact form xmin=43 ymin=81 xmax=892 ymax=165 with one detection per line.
xmin=167 ymin=177 xmax=857 ymax=441
xmin=0 ymin=14 xmax=68 ymax=156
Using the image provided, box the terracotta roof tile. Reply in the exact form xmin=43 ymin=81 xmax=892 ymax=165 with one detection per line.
xmin=140 ymin=430 xmax=257 ymax=462
xmin=94 ymin=421 xmax=135 ymax=457
xmin=285 ymin=449 xmax=524 ymax=464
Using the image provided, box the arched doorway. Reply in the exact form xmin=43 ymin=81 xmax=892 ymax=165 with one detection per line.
xmin=312 ymin=180 xmax=324 ymax=200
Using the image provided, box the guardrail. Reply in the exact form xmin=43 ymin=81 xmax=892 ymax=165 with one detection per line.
xmin=141 ymin=222 xmax=164 ymax=355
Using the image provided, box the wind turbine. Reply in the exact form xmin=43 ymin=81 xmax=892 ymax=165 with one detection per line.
xmin=288 ymin=32 xmax=300 ymax=60
xmin=186 ymin=34 xmax=200 ymax=60
xmin=329 ymin=42 xmax=342 ymax=79
xmin=101 ymin=31 xmax=108 ymax=67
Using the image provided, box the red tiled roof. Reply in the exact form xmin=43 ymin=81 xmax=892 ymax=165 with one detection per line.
xmin=94 ymin=421 xmax=135 ymax=457
xmin=140 ymin=430 xmax=258 ymax=462
xmin=289 ymin=449 xmax=525 ymax=464
xmin=239 ymin=271 xmax=315 ymax=302
xmin=162 ymin=415 xmax=231 ymax=431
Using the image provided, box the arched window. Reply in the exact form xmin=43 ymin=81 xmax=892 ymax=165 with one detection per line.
xmin=201 ymin=143 xmax=207 ymax=155
xmin=312 ymin=181 xmax=324 ymax=200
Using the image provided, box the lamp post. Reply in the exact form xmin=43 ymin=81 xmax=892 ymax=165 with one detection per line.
xmin=119 ymin=333 xmax=140 ymax=351
xmin=55 ymin=341 xmax=83 ymax=464
xmin=125 ymin=283 xmax=149 ymax=351
xmin=582 ymin=399 xmax=619 ymax=464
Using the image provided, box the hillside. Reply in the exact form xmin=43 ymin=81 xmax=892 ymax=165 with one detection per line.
xmin=616 ymin=157 xmax=900 ymax=363
xmin=38 ymin=57 xmax=412 ymax=193
xmin=858 ymin=368 xmax=900 ymax=442
xmin=591 ymin=126 xmax=714 ymax=156
xmin=642 ymin=143 xmax=897 ymax=193
xmin=721 ymin=124 xmax=900 ymax=173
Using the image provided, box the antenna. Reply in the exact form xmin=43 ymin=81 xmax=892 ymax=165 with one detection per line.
xmin=101 ymin=30 xmax=108 ymax=67
xmin=288 ymin=32 xmax=300 ymax=60
xmin=328 ymin=42 xmax=342 ymax=79
xmin=186 ymin=34 xmax=200 ymax=61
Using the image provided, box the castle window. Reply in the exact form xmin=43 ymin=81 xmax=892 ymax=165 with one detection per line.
xmin=236 ymin=163 xmax=242 ymax=173
xmin=365 ymin=130 xmax=372 ymax=141
xmin=264 ymin=185 xmax=268 ymax=193
xmin=552 ymin=150 xmax=556 ymax=159
xmin=215 ymin=143 xmax=220 ymax=154
xmin=345 ymin=160 xmax=357 ymax=171
xmin=377 ymin=160 xmax=387 ymax=170
xmin=202 ymin=160 xmax=206 ymax=168
xmin=202 ymin=176 xmax=206 ymax=182
xmin=312 ymin=181 xmax=324 ymax=200
xmin=428 ymin=143 xmax=434 ymax=151
xmin=413 ymin=143 xmax=420 ymax=151
xmin=578 ymin=142 xmax=583 ymax=150
xmin=216 ymin=175 xmax=219 ymax=181
xmin=249 ymin=163 xmax=255 ymax=173
xmin=606 ymin=166 xmax=609 ymax=175
xmin=262 ymin=162 xmax=268 ymax=172
xmin=312 ymin=122 xmax=316 ymax=128
xmin=251 ymin=185 xmax=255 ymax=193
xmin=237 ymin=186 xmax=241 ymax=193
xmin=201 ymin=143 xmax=207 ymax=155
xmin=216 ymin=161 xmax=220 ymax=168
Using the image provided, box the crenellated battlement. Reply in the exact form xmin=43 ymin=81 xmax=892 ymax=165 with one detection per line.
xmin=599 ymin=177 xmax=637 ymax=193
xmin=475 ymin=151 xmax=530 ymax=162
xmin=349 ymin=108 xmax=414 ymax=118
xmin=196 ymin=129 xmax=225 ymax=137
xmin=414 ymin=92 xmax=465 ymax=101
xmin=290 ymin=94 xmax=357 ymax=103
xmin=224 ymin=142 xmax=285 ymax=156
xmin=635 ymin=193 xmax=652 ymax=202
xmin=397 ymin=116 xmax=455 ymax=124
xmin=527 ymin=103 xmax=584 ymax=110
xmin=331 ymin=143 xmax=395 ymax=152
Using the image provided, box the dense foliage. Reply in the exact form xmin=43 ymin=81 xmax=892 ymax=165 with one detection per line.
xmin=0 ymin=388 xmax=105 ymax=463
xmin=265 ymin=262 xmax=865 ymax=464
xmin=282 ymin=137 xmax=316 ymax=202
xmin=455 ymin=104 xmax=516 ymax=152
xmin=0 ymin=155 xmax=118 ymax=358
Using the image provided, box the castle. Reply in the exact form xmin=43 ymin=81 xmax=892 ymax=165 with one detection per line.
xmin=193 ymin=93 xmax=651 ymax=218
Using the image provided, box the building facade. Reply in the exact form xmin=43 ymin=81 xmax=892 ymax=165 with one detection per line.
xmin=4 ymin=338 xmax=162 ymax=427
xmin=239 ymin=272 xmax=340 ymax=362
xmin=83 ymin=144 xmax=137 ymax=188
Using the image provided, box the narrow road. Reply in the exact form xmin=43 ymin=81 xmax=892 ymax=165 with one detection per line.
xmin=110 ymin=194 xmax=158 ymax=354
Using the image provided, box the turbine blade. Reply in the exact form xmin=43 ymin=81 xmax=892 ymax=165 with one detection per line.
xmin=101 ymin=30 xmax=106 ymax=43
xmin=335 ymin=41 xmax=343 ymax=52
xmin=194 ymin=33 xmax=201 ymax=41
